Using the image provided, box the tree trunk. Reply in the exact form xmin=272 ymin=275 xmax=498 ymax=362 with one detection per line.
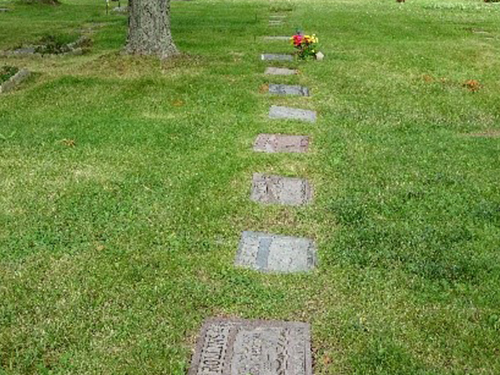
xmin=126 ymin=0 xmax=178 ymax=59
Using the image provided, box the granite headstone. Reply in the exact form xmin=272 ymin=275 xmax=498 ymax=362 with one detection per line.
xmin=253 ymin=134 xmax=309 ymax=153
xmin=236 ymin=231 xmax=317 ymax=273
xmin=251 ymin=173 xmax=313 ymax=206
xmin=269 ymin=105 xmax=317 ymax=123
xmin=188 ymin=318 xmax=312 ymax=375
xmin=269 ymin=84 xmax=309 ymax=96
xmin=265 ymin=67 xmax=298 ymax=75
xmin=261 ymin=54 xmax=293 ymax=61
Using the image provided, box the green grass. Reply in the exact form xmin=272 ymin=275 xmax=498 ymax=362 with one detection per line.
xmin=1 ymin=0 xmax=500 ymax=373
xmin=0 ymin=66 xmax=19 ymax=84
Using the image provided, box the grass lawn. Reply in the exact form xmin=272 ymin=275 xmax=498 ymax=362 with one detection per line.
xmin=1 ymin=0 xmax=499 ymax=373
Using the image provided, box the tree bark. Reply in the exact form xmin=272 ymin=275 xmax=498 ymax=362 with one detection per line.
xmin=126 ymin=0 xmax=178 ymax=59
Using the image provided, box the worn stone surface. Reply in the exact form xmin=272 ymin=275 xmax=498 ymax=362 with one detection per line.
xmin=265 ymin=67 xmax=298 ymax=75
xmin=465 ymin=130 xmax=500 ymax=138
xmin=261 ymin=54 xmax=293 ymax=61
xmin=0 ymin=46 xmax=85 ymax=57
xmin=263 ymin=36 xmax=290 ymax=41
xmin=1 ymin=47 xmax=35 ymax=56
xmin=269 ymin=105 xmax=317 ymax=123
xmin=112 ymin=5 xmax=129 ymax=13
xmin=236 ymin=231 xmax=317 ymax=273
xmin=251 ymin=173 xmax=313 ymax=206
xmin=269 ymin=84 xmax=309 ymax=96
xmin=188 ymin=318 xmax=312 ymax=375
xmin=253 ymin=134 xmax=309 ymax=153
xmin=1 ymin=36 xmax=90 ymax=57
xmin=0 ymin=69 xmax=30 ymax=94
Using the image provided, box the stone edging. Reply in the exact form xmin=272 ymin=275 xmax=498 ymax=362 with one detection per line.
xmin=0 ymin=49 xmax=84 ymax=58
xmin=0 ymin=69 xmax=30 ymax=94
xmin=0 ymin=36 xmax=91 ymax=58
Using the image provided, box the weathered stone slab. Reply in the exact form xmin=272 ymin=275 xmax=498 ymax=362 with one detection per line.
xmin=470 ymin=28 xmax=490 ymax=35
xmin=0 ymin=69 xmax=30 ymax=94
xmin=269 ymin=105 xmax=317 ymax=123
xmin=188 ymin=318 xmax=312 ymax=375
xmin=465 ymin=130 xmax=500 ymax=138
xmin=1 ymin=36 xmax=90 ymax=57
xmin=253 ymin=134 xmax=309 ymax=153
xmin=269 ymin=84 xmax=309 ymax=96
xmin=265 ymin=67 xmax=298 ymax=75
xmin=261 ymin=54 xmax=293 ymax=61
xmin=263 ymin=36 xmax=290 ymax=41
xmin=0 ymin=46 xmax=84 ymax=57
xmin=251 ymin=173 xmax=313 ymax=206
xmin=112 ymin=5 xmax=128 ymax=13
xmin=236 ymin=231 xmax=317 ymax=273
xmin=7 ymin=47 xmax=35 ymax=56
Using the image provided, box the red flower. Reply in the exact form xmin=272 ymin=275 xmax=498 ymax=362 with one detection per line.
xmin=292 ymin=34 xmax=303 ymax=47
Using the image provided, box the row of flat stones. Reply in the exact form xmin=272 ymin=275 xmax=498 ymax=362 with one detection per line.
xmin=251 ymin=18 xmax=317 ymax=274
xmin=189 ymin=9 xmax=314 ymax=375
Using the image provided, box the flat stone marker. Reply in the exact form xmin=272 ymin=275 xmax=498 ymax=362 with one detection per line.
xmin=466 ymin=130 xmax=500 ymax=138
xmin=236 ymin=231 xmax=317 ymax=273
xmin=261 ymin=54 xmax=293 ymax=61
xmin=188 ymin=318 xmax=312 ymax=375
xmin=251 ymin=173 xmax=313 ymax=206
xmin=265 ymin=67 xmax=298 ymax=75
xmin=112 ymin=5 xmax=128 ymax=12
xmin=253 ymin=134 xmax=309 ymax=153
xmin=471 ymin=29 xmax=490 ymax=34
xmin=269 ymin=105 xmax=317 ymax=123
xmin=269 ymin=84 xmax=310 ymax=96
xmin=12 ymin=47 xmax=35 ymax=55
xmin=263 ymin=36 xmax=290 ymax=41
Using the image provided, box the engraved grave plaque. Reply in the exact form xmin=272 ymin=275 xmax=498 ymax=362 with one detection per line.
xmin=263 ymin=36 xmax=290 ymax=41
xmin=253 ymin=134 xmax=309 ymax=153
xmin=236 ymin=231 xmax=317 ymax=273
xmin=188 ymin=318 xmax=313 ymax=375
xmin=251 ymin=173 xmax=313 ymax=206
xmin=269 ymin=105 xmax=317 ymax=123
xmin=269 ymin=84 xmax=310 ymax=96
xmin=261 ymin=54 xmax=294 ymax=61
xmin=265 ymin=67 xmax=298 ymax=75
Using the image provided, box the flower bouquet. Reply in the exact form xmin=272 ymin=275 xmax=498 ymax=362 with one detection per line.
xmin=290 ymin=32 xmax=319 ymax=60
